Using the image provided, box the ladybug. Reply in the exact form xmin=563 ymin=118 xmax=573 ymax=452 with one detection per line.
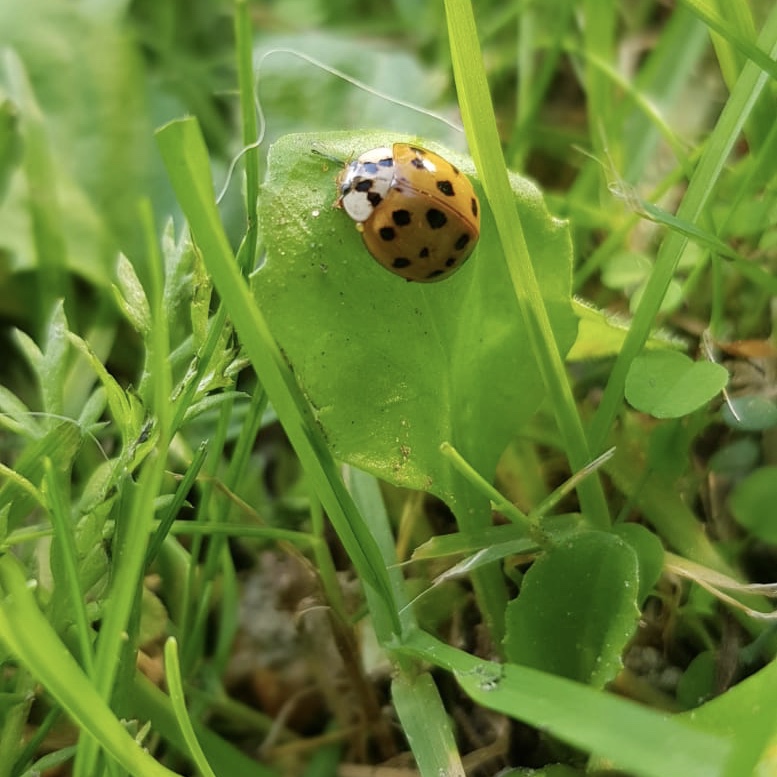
xmin=335 ymin=143 xmax=480 ymax=282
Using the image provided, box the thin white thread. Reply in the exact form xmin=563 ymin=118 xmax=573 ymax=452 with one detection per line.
xmin=215 ymin=47 xmax=464 ymax=204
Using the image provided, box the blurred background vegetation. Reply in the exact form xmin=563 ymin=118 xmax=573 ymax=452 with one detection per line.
xmin=1 ymin=0 xmax=776 ymax=774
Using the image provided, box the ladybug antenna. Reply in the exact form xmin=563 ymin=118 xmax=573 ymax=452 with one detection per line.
xmin=312 ymin=146 xmax=345 ymax=166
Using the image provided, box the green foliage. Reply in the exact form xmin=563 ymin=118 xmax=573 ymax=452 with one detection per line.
xmin=256 ymin=131 xmax=576 ymax=504
xmin=0 ymin=0 xmax=775 ymax=776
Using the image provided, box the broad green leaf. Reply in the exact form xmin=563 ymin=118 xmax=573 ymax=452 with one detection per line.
xmin=625 ymin=350 xmax=729 ymax=418
xmin=254 ymin=131 xmax=577 ymax=509
xmin=503 ymin=531 xmax=640 ymax=687
xmin=728 ymin=466 xmax=777 ymax=543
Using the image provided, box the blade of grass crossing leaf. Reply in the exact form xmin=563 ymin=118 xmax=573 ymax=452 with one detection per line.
xmin=155 ymin=118 xmax=401 ymax=635
xmin=344 ymin=467 xmax=417 ymax=641
xmin=444 ymin=0 xmax=609 ymax=527
xmin=399 ymin=630 xmax=732 ymax=777
xmin=589 ymin=5 xmax=777 ymax=452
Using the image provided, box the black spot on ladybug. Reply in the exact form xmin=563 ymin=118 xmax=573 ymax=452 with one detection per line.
xmin=409 ymin=146 xmax=424 ymax=155
xmin=367 ymin=192 xmax=382 ymax=207
xmin=426 ymin=269 xmax=445 ymax=279
xmin=419 ymin=247 xmax=430 ymax=258
xmin=392 ymin=209 xmax=411 ymax=226
xmin=455 ymin=233 xmax=470 ymax=251
xmin=426 ymin=208 xmax=447 ymax=229
xmin=445 ymin=257 xmax=457 ymax=267
xmin=411 ymin=157 xmax=426 ymax=170
xmin=437 ymin=180 xmax=455 ymax=196
xmin=471 ymin=198 xmax=478 ymax=217
xmin=393 ymin=257 xmax=411 ymax=268
xmin=379 ymin=226 xmax=396 ymax=241
xmin=379 ymin=157 xmax=393 ymax=167
xmin=355 ymin=180 xmax=373 ymax=192
xmin=363 ymin=162 xmax=379 ymax=174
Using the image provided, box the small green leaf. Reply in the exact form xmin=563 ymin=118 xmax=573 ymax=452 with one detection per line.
xmin=40 ymin=301 xmax=69 ymax=417
xmin=709 ymin=438 xmax=760 ymax=476
xmin=625 ymin=350 xmax=728 ymax=418
xmin=601 ymin=251 xmax=652 ymax=291
xmin=728 ymin=467 xmax=777 ymax=543
xmin=113 ymin=253 xmax=151 ymax=335
xmin=721 ymin=396 xmax=777 ymax=431
xmin=503 ymin=531 xmax=640 ymax=687
xmin=630 ymin=277 xmax=684 ymax=314
xmin=677 ymin=651 xmax=716 ymax=709
xmin=0 ymin=419 xmax=81 ymax=532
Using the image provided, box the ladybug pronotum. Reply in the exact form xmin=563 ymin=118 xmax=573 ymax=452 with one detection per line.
xmin=336 ymin=143 xmax=480 ymax=282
